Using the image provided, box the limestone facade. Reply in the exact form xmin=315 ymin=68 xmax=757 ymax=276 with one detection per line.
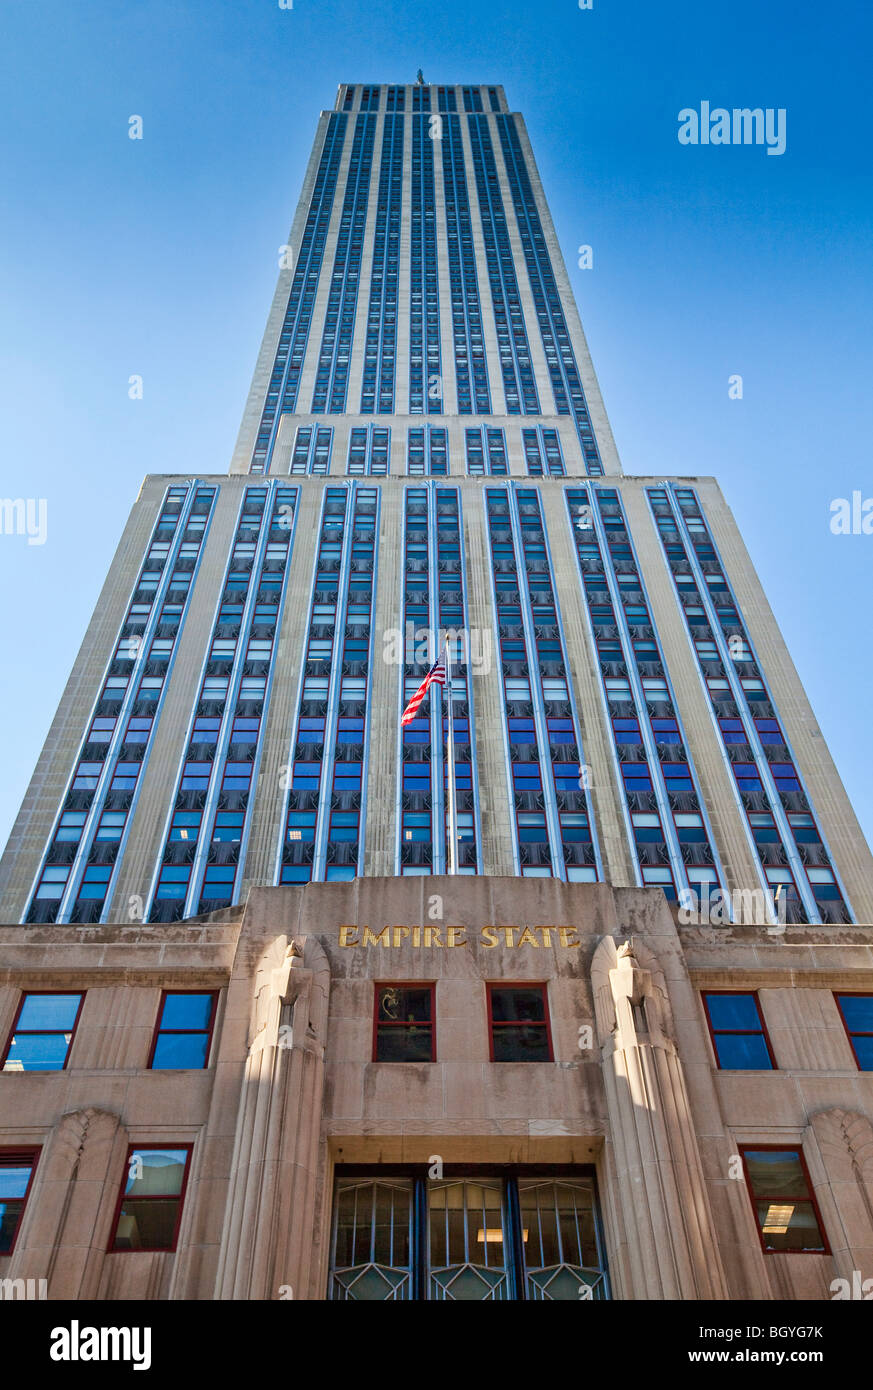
xmin=2 ymin=877 xmax=871 ymax=1300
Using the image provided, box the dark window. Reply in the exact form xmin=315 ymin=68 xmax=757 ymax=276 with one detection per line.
xmin=148 ymin=992 xmax=218 ymax=1069
xmin=1 ymin=993 xmax=84 ymax=1072
xmin=835 ymin=994 xmax=873 ymax=1070
xmin=701 ymin=992 xmax=775 ymax=1070
xmin=0 ymin=1149 xmax=40 ymax=1254
xmin=740 ymin=1148 xmax=827 ymax=1253
xmin=373 ymin=985 xmax=435 ymax=1062
xmin=110 ymin=1145 xmax=192 ymax=1252
xmin=487 ymin=985 xmax=552 ymax=1062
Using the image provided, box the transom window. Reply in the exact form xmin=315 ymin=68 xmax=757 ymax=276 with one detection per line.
xmin=329 ymin=1169 xmax=609 ymax=1300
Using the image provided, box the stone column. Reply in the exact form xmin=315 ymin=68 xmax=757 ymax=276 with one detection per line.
xmin=214 ymin=933 xmax=330 ymax=1300
xmin=591 ymin=935 xmax=728 ymax=1298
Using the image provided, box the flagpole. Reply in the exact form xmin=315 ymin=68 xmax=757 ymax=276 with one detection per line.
xmin=444 ymin=639 xmax=458 ymax=875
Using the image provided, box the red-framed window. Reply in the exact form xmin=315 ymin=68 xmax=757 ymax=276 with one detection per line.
xmin=701 ymin=991 xmax=776 ymax=1070
xmin=738 ymin=1146 xmax=828 ymax=1254
xmin=109 ymin=1144 xmax=193 ymax=1252
xmin=373 ymin=984 xmax=435 ymax=1062
xmin=1 ymin=992 xmax=85 ymax=1072
xmin=487 ymin=984 xmax=553 ymax=1062
xmin=0 ymin=1147 xmax=41 ymax=1254
xmin=147 ymin=991 xmax=218 ymax=1070
xmin=834 ymin=993 xmax=873 ymax=1070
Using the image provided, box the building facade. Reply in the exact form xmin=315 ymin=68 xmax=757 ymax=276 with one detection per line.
xmin=0 ymin=82 xmax=871 ymax=1302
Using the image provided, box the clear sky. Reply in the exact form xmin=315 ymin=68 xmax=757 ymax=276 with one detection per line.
xmin=1 ymin=0 xmax=871 ymax=857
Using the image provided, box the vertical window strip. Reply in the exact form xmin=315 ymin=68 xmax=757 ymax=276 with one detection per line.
xmin=485 ymin=486 xmax=600 ymax=881
xmin=291 ymin=425 xmax=334 ymax=476
xmin=409 ymin=112 xmax=442 ymax=414
xmin=465 ymin=427 xmax=485 ymax=475
xmin=25 ymin=485 xmax=217 ymax=924
xmin=407 ymin=426 xmax=449 ymax=476
xmin=348 ymin=426 xmax=391 ymax=476
xmin=436 ymin=487 xmax=481 ymax=872
xmin=486 ymin=427 xmax=508 ymax=475
xmin=279 ymin=485 xmax=378 ymax=884
xmin=494 ymin=114 xmax=603 ymax=475
xmin=145 ymin=485 xmax=298 ymax=921
xmin=440 ymin=112 xmax=491 ymax=414
xmin=566 ymin=487 xmax=725 ymax=907
xmin=190 ymin=485 xmax=299 ymax=914
xmin=398 ymin=487 xmax=481 ymax=875
xmin=318 ymin=484 xmax=379 ymax=880
xmin=311 ymin=114 xmax=377 ymax=414
xmin=522 ymin=428 xmax=543 ymax=475
xmin=361 ymin=112 xmax=403 ymax=414
xmin=667 ymin=486 xmax=850 ymax=922
xmin=279 ymin=488 xmax=350 ymax=885
xmin=467 ymin=114 xmax=539 ymax=414
xmin=646 ymin=486 xmax=847 ymax=924
xmin=399 ymin=487 xmax=435 ymax=872
xmin=251 ymin=113 xmax=347 ymax=471
xmin=466 ymin=426 xmax=508 ymax=475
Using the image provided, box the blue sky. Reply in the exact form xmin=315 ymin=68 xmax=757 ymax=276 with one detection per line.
xmin=1 ymin=0 xmax=871 ymax=854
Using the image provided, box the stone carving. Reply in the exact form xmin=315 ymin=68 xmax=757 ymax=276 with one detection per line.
xmin=215 ymin=932 xmax=330 ymax=1300
xmin=590 ymin=933 xmax=727 ymax=1300
xmin=9 ymin=1106 xmax=126 ymax=1300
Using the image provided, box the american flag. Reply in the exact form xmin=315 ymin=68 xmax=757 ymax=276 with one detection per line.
xmin=401 ymin=649 xmax=447 ymax=727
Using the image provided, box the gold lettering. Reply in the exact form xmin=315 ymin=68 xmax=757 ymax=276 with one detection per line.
xmin=423 ymin=926 xmax=444 ymax=948
xmin=393 ymin=926 xmax=410 ymax=948
xmin=500 ymin=927 xmax=516 ymax=948
xmin=558 ymin=927 xmax=581 ymax=948
xmin=447 ymin=926 xmax=467 ymax=947
xmin=516 ymin=927 xmax=540 ymax=947
xmin=412 ymin=926 xmax=421 ymax=947
xmin=363 ymin=925 xmax=391 ymax=947
xmin=339 ymin=925 xmax=359 ymax=947
xmin=480 ymin=926 xmax=498 ymax=948
xmin=537 ymin=926 xmax=554 ymax=947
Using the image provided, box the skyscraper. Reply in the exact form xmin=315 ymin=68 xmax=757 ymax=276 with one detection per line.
xmin=1 ymin=83 xmax=871 ymax=1303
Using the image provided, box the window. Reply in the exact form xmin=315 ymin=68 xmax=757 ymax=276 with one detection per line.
xmin=329 ymin=1168 xmax=609 ymax=1300
xmin=701 ymin=992 xmax=774 ymax=1070
xmin=110 ymin=1146 xmax=193 ymax=1252
xmin=739 ymin=1148 xmax=827 ymax=1253
xmin=1 ymin=993 xmax=84 ymax=1072
xmin=373 ymin=985 xmax=435 ymax=1061
xmin=148 ymin=992 xmax=218 ymax=1069
xmin=0 ymin=1149 xmax=40 ymax=1254
xmin=835 ymin=994 xmax=873 ymax=1070
xmin=487 ymin=985 xmax=552 ymax=1062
